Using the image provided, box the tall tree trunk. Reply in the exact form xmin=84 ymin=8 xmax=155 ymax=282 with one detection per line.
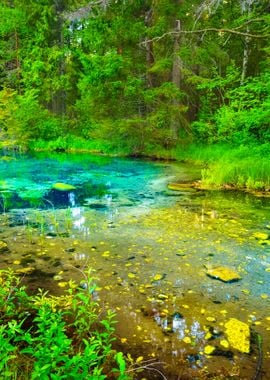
xmin=240 ymin=0 xmax=254 ymax=84
xmin=145 ymin=8 xmax=155 ymax=88
xmin=241 ymin=32 xmax=250 ymax=85
xmin=50 ymin=1 xmax=66 ymax=116
xmin=170 ymin=19 xmax=182 ymax=141
xmin=14 ymin=29 xmax=21 ymax=93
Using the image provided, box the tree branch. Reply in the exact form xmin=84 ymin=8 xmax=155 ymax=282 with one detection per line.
xmin=62 ymin=0 xmax=109 ymax=21
xmin=140 ymin=21 xmax=269 ymax=46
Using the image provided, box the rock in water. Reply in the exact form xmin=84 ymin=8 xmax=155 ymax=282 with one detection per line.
xmin=0 ymin=240 xmax=9 ymax=253
xmin=224 ymin=318 xmax=250 ymax=353
xmin=52 ymin=182 xmax=76 ymax=191
xmin=205 ymin=265 xmax=241 ymax=283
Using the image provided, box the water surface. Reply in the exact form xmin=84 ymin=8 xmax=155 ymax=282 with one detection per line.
xmin=0 ymin=152 xmax=269 ymax=379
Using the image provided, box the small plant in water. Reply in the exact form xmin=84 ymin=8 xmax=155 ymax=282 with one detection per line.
xmin=0 ymin=269 xmax=131 ymax=379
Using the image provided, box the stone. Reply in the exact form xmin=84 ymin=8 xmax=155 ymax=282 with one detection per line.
xmin=0 ymin=240 xmax=9 ymax=253
xmin=224 ymin=318 xmax=250 ymax=353
xmin=205 ymin=265 xmax=241 ymax=283
xmin=204 ymin=345 xmax=215 ymax=355
xmin=52 ymin=182 xmax=76 ymax=191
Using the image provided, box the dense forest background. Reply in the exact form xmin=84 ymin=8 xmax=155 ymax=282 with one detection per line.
xmin=0 ymin=0 xmax=269 ymax=156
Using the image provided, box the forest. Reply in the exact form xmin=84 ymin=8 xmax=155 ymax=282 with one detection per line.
xmin=0 ymin=0 xmax=270 ymax=190
xmin=1 ymin=2 xmax=270 ymax=379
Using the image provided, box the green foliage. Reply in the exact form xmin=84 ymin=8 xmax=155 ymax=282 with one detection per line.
xmin=172 ymin=143 xmax=270 ymax=191
xmin=0 ymin=0 xmax=270 ymax=156
xmin=0 ymin=269 xmax=130 ymax=379
xmin=0 ymin=88 xmax=63 ymax=149
xmin=192 ymin=71 xmax=270 ymax=144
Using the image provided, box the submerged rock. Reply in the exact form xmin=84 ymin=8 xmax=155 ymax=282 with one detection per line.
xmin=8 ymin=209 xmax=27 ymax=227
xmin=205 ymin=265 xmax=241 ymax=283
xmin=0 ymin=240 xmax=9 ymax=253
xmin=224 ymin=318 xmax=250 ymax=353
xmin=52 ymin=182 xmax=76 ymax=191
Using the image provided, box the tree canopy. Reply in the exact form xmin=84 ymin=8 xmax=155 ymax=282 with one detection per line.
xmin=0 ymin=0 xmax=269 ymax=151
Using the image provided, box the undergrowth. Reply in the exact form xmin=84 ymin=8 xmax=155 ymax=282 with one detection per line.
xmin=0 ymin=268 xmax=130 ymax=379
xmin=172 ymin=143 xmax=270 ymax=191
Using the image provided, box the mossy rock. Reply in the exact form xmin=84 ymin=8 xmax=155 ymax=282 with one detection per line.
xmin=52 ymin=182 xmax=76 ymax=191
xmin=224 ymin=318 xmax=250 ymax=353
xmin=205 ymin=265 xmax=241 ymax=283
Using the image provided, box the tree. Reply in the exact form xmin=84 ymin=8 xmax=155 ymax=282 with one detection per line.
xmin=0 ymin=0 xmax=269 ymax=150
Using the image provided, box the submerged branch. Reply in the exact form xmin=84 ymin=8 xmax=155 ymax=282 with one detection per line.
xmin=127 ymin=359 xmax=167 ymax=379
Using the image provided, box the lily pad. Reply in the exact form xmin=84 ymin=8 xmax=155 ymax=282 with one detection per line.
xmin=52 ymin=182 xmax=76 ymax=191
xmin=205 ymin=265 xmax=241 ymax=283
xmin=224 ymin=318 xmax=250 ymax=353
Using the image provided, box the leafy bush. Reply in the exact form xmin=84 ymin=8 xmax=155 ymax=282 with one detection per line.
xmin=192 ymin=71 xmax=270 ymax=145
xmin=200 ymin=144 xmax=270 ymax=190
xmin=0 ymin=89 xmax=64 ymax=150
xmin=0 ymin=269 xmax=130 ymax=379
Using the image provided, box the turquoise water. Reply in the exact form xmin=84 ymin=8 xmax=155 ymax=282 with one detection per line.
xmin=0 ymin=152 xmax=199 ymax=211
xmin=0 ymin=152 xmax=270 ymax=379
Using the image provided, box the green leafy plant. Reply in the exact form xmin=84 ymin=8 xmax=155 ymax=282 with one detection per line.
xmin=0 ymin=269 xmax=130 ymax=379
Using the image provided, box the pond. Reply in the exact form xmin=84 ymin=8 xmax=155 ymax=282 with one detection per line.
xmin=0 ymin=152 xmax=270 ymax=379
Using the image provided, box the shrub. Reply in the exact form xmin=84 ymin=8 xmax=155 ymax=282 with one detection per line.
xmin=0 ymin=269 xmax=130 ymax=379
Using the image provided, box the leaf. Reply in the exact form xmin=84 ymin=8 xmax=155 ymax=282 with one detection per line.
xmin=152 ymin=273 xmax=163 ymax=282
xmin=136 ymin=356 xmax=144 ymax=363
xmin=114 ymin=352 xmax=126 ymax=373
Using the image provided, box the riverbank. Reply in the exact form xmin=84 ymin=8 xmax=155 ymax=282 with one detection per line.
xmin=26 ymin=137 xmax=270 ymax=194
xmin=168 ymin=143 xmax=270 ymax=196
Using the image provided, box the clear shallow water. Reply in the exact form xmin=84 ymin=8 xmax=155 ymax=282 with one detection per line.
xmin=0 ymin=152 xmax=199 ymax=212
xmin=0 ymin=152 xmax=270 ymax=379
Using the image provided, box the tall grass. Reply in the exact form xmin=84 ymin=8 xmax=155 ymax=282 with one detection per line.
xmin=172 ymin=143 xmax=270 ymax=191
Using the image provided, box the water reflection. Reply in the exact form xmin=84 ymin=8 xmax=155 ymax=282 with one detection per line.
xmin=71 ymin=207 xmax=86 ymax=230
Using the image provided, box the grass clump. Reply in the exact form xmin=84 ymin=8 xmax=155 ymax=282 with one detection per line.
xmin=200 ymin=144 xmax=270 ymax=191
xmin=0 ymin=269 xmax=130 ymax=379
xmin=170 ymin=143 xmax=270 ymax=192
